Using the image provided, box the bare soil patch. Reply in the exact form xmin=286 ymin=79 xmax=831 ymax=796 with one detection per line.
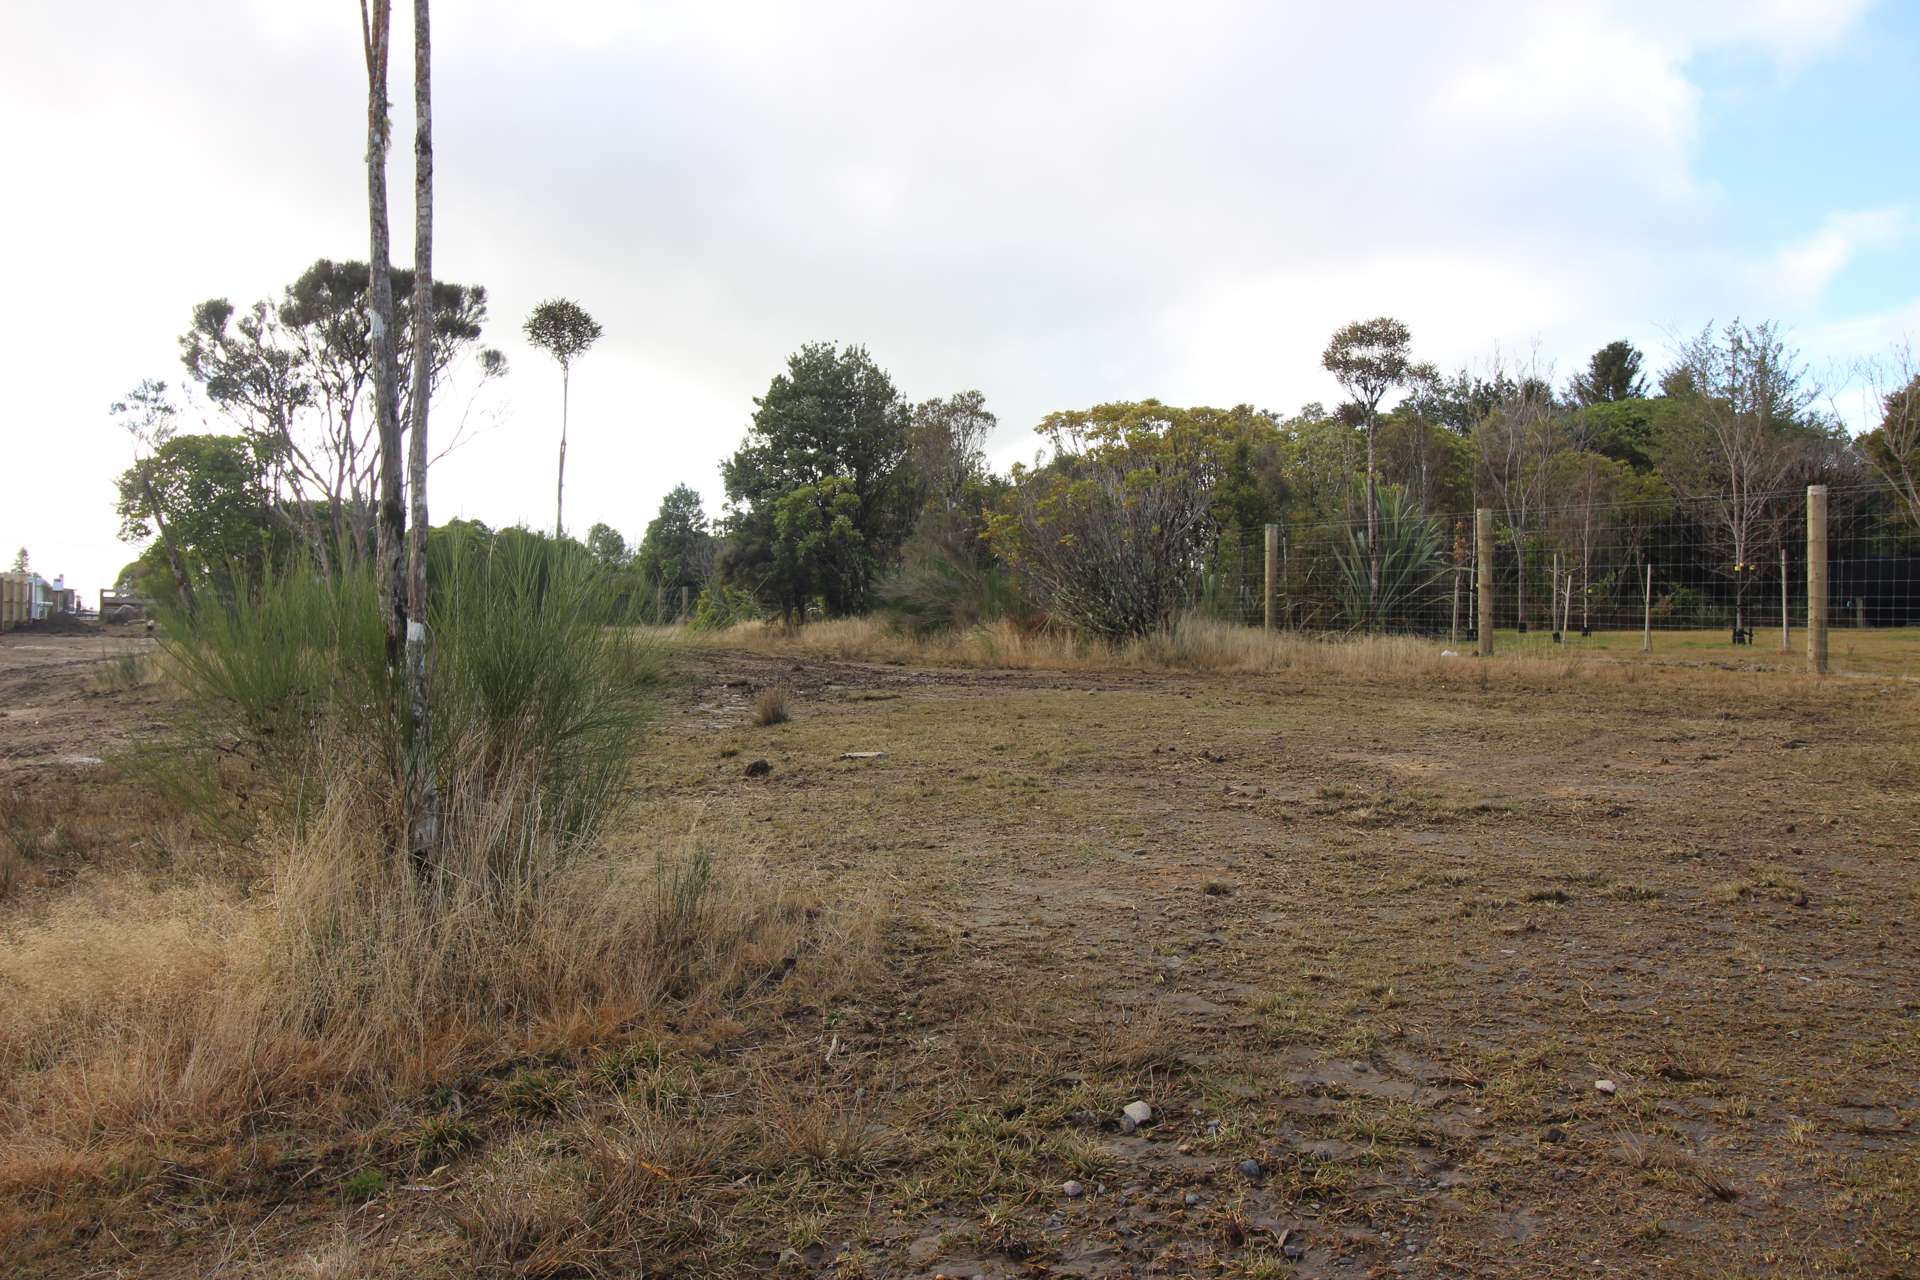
xmin=2 ymin=636 xmax=1915 ymax=1278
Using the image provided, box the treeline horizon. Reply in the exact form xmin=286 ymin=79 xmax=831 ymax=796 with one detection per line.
xmin=110 ymin=255 xmax=1920 ymax=637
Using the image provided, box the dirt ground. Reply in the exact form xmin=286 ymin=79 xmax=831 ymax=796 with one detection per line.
xmin=3 ymin=631 xmax=1917 ymax=1278
xmin=0 ymin=628 xmax=161 ymax=775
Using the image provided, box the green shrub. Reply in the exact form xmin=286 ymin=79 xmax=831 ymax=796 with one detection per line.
xmin=1332 ymin=485 xmax=1446 ymax=629
xmin=877 ymin=548 xmax=1032 ymax=636
xmin=161 ymin=528 xmax=659 ymax=857
xmin=689 ymin=582 xmax=761 ymax=631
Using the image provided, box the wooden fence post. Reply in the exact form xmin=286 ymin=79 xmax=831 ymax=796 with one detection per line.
xmin=1475 ymin=508 xmax=1494 ymax=658
xmin=1779 ymin=545 xmax=1790 ymax=652
xmin=1807 ymin=485 xmax=1827 ymax=675
xmin=1643 ymin=563 xmax=1653 ymax=654
xmin=1263 ymin=523 xmax=1278 ymax=633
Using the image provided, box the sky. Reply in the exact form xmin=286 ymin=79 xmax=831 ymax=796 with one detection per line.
xmin=2 ymin=0 xmax=1917 ymax=604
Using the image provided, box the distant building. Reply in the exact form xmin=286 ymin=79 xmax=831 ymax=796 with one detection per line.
xmin=1 ymin=572 xmax=81 ymax=628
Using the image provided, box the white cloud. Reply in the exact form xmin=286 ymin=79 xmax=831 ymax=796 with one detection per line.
xmin=1769 ymin=208 xmax=1908 ymax=303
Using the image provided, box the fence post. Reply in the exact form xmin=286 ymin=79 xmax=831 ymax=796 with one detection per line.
xmin=1643 ymin=563 xmax=1652 ymax=653
xmin=1475 ymin=507 xmax=1494 ymax=657
xmin=1779 ymin=545 xmax=1789 ymax=652
xmin=1807 ymin=484 xmax=1827 ymax=675
xmin=680 ymin=585 xmax=691 ymax=623
xmin=1263 ymin=523 xmax=1278 ymax=633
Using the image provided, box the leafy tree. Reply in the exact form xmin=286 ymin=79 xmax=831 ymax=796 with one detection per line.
xmin=634 ymin=484 xmax=715 ymax=598
xmin=1576 ymin=398 xmax=1658 ymax=472
xmin=523 ymin=298 xmax=604 ymax=538
xmin=111 ymin=380 xmax=200 ymax=613
xmin=907 ymin=391 xmax=997 ymax=523
xmin=1654 ymin=320 xmax=1818 ymax=636
xmin=179 ymin=260 xmax=498 ymax=568
xmin=1863 ymin=366 xmax=1920 ymax=530
xmin=1569 ymin=340 xmax=1649 ymax=405
xmin=584 ymin=522 xmax=630 ymax=568
xmin=9 ymin=548 xmax=26 ymax=574
xmin=115 ymin=434 xmax=277 ymax=602
xmin=720 ymin=342 xmax=914 ymax=621
xmin=1545 ymin=451 xmax=1635 ymax=631
xmin=1322 ymin=318 xmax=1419 ymax=627
xmin=985 ymin=401 xmax=1253 ymax=636
xmin=1474 ymin=379 xmax=1567 ymax=628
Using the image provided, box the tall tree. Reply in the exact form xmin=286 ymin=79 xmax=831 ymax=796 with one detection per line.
xmin=9 ymin=548 xmax=27 ymax=574
xmin=405 ymin=0 xmax=438 ymax=864
xmin=114 ymin=434 xmax=276 ymax=601
xmin=523 ymin=298 xmax=603 ymax=537
xmin=181 ymin=263 xmax=495 ymax=568
xmin=110 ymin=380 xmax=198 ymax=615
xmin=721 ymin=342 xmax=914 ymax=621
xmin=1569 ymin=339 xmax=1649 ymax=405
xmin=1322 ymin=318 xmax=1415 ymax=628
xmin=359 ymin=0 xmax=405 ymax=673
xmin=1474 ymin=379 xmax=1566 ymax=629
xmin=635 ymin=484 xmax=715 ymax=594
xmin=1862 ymin=352 xmax=1920 ymax=531
xmin=1654 ymin=320 xmax=1817 ymax=638
xmin=585 ymin=522 xmax=630 ymax=568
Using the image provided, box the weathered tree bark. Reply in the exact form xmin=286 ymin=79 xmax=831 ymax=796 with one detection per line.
xmin=361 ymin=0 xmax=406 ymax=676
xmin=555 ymin=365 xmax=569 ymax=538
xmin=406 ymin=0 xmax=439 ymax=867
xmin=1364 ymin=413 xmax=1380 ymax=631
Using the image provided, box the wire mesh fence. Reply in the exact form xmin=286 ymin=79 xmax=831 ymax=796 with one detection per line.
xmin=1190 ymin=484 xmax=1920 ymax=657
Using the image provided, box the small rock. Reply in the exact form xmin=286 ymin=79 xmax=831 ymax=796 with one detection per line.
xmin=1184 ymin=1190 xmax=1203 ymax=1207
xmin=1283 ymin=1242 xmax=1307 ymax=1261
xmin=1120 ymin=1100 xmax=1153 ymax=1133
xmin=1594 ymin=1079 xmax=1617 ymax=1095
xmin=1238 ymin=1158 xmax=1264 ymax=1180
xmin=839 ymin=751 xmax=887 ymax=760
xmin=744 ymin=759 xmax=772 ymax=778
xmin=1062 ymin=1180 xmax=1085 ymax=1199
xmin=1541 ymin=1125 xmax=1569 ymax=1143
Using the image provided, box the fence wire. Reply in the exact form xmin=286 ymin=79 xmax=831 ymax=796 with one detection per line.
xmin=1194 ymin=485 xmax=1919 ymax=646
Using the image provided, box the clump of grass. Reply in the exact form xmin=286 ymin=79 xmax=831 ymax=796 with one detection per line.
xmin=499 ymin=1069 xmax=573 ymax=1120
xmin=1713 ymin=865 xmax=1809 ymax=907
xmin=412 ymin=1115 xmax=478 ymax=1168
xmin=1616 ymin=1133 xmax=1739 ymax=1200
xmin=752 ymin=686 xmax=790 ymax=726
xmin=90 ymin=651 xmax=151 ymax=693
xmin=589 ymin=1041 xmax=668 ymax=1093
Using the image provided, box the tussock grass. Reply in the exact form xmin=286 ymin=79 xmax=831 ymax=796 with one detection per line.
xmin=752 ymin=685 xmax=791 ymax=726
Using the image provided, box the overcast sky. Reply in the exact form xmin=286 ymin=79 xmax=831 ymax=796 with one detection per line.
xmin=3 ymin=0 xmax=1917 ymax=602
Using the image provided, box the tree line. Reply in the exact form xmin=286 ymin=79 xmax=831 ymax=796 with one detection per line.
xmin=116 ymin=306 xmax=1920 ymax=640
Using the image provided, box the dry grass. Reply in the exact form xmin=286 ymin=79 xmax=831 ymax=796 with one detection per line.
xmin=661 ymin=614 xmax=1854 ymax=692
xmin=752 ymin=686 xmax=791 ymax=726
xmin=1616 ymin=1133 xmax=1741 ymax=1201
xmin=0 ymin=736 xmax=859 ymax=1274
